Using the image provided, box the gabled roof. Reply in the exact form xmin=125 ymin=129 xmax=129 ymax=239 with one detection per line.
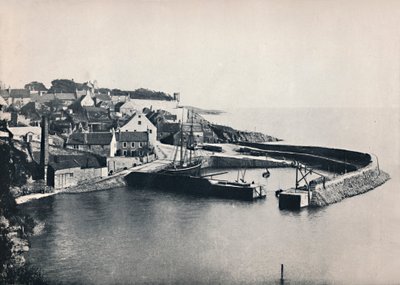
xmin=8 ymin=126 xmax=41 ymax=136
xmin=116 ymin=131 xmax=148 ymax=142
xmin=66 ymin=132 xmax=113 ymax=145
xmin=10 ymin=89 xmax=30 ymax=98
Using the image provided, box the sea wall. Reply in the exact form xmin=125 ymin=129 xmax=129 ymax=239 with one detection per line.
xmin=207 ymin=155 xmax=288 ymax=169
xmin=238 ymin=142 xmax=390 ymax=207
xmin=238 ymin=142 xmax=372 ymax=173
xmin=311 ymin=158 xmax=390 ymax=207
xmin=61 ymin=175 xmax=127 ymax=194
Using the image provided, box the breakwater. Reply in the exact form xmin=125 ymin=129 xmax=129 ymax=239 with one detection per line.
xmin=311 ymin=157 xmax=390 ymax=206
xmin=238 ymin=142 xmax=390 ymax=206
xmin=239 ymin=142 xmax=371 ymax=173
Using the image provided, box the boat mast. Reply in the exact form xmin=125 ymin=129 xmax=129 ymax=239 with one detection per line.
xmin=180 ymin=107 xmax=184 ymax=166
xmin=189 ymin=109 xmax=194 ymax=164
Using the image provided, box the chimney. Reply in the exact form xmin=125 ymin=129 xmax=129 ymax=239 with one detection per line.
xmin=10 ymin=112 xmax=18 ymax=127
xmin=40 ymin=116 xmax=49 ymax=183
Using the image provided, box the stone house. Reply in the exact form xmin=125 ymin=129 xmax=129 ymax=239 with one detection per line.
xmin=65 ymin=131 xmax=117 ymax=157
xmin=47 ymin=155 xmax=107 ymax=189
xmin=115 ymin=131 xmax=151 ymax=157
xmin=119 ymin=111 xmax=157 ymax=145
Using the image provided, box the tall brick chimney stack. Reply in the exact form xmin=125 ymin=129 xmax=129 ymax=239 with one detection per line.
xmin=40 ymin=116 xmax=49 ymax=182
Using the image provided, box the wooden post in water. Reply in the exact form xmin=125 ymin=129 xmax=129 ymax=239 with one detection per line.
xmin=280 ymin=264 xmax=284 ymax=282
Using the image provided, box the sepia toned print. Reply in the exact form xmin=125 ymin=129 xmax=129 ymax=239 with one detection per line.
xmin=0 ymin=1 xmax=399 ymax=284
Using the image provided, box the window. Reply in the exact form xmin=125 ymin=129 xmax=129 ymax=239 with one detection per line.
xmin=138 ymin=120 xmax=142 ymax=125
xmin=69 ymin=173 xmax=74 ymax=177
xmin=149 ymin=129 xmax=152 ymax=133
xmin=123 ymin=142 xmax=127 ymax=148
xmin=131 ymin=142 xmax=135 ymax=148
xmin=139 ymin=142 xmax=143 ymax=147
xmin=123 ymin=150 xmax=127 ymax=156
xmin=138 ymin=115 xmax=141 ymax=118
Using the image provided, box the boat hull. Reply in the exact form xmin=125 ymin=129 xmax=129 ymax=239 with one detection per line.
xmin=161 ymin=161 xmax=202 ymax=176
xmin=126 ymin=172 xmax=266 ymax=201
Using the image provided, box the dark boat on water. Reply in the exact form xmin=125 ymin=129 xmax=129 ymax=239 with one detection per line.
xmin=127 ymin=171 xmax=266 ymax=201
xmin=262 ymin=168 xmax=270 ymax=178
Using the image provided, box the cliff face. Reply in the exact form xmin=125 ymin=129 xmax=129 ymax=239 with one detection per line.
xmin=210 ymin=124 xmax=280 ymax=143
xmin=0 ymin=142 xmax=46 ymax=284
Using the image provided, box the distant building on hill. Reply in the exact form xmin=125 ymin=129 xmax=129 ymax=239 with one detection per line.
xmin=119 ymin=98 xmax=179 ymax=116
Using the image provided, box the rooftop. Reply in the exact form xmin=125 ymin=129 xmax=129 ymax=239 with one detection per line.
xmin=116 ymin=131 xmax=148 ymax=142
xmin=66 ymin=132 xmax=114 ymax=145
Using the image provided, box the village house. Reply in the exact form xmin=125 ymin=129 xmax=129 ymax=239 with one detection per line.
xmin=0 ymin=89 xmax=31 ymax=107
xmin=47 ymin=155 xmax=107 ymax=189
xmin=119 ymin=111 xmax=157 ymax=145
xmin=115 ymin=131 xmax=151 ymax=157
xmin=119 ymin=99 xmax=179 ymax=116
xmin=65 ymin=131 xmax=117 ymax=157
xmin=85 ymin=107 xmax=113 ymax=132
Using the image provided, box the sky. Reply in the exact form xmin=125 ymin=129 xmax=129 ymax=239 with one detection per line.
xmin=0 ymin=0 xmax=399 ymax=109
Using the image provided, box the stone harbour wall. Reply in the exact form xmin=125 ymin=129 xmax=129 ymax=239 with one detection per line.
xmin=311 ymin=157 xmax=390 ymax=207
xmin=208 ymin=155 xmax=289 ymax=169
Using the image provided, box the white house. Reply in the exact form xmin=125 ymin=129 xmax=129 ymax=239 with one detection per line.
xmin=119 ymin=112 xmax=157 ymax=145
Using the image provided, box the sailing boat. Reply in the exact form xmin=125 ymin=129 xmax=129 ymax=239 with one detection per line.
xmin=162 ymin=109 xmax=202 ymax=176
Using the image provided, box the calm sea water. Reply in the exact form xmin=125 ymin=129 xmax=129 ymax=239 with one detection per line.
xmin=21 ymin=107 xmax=400 ymax=284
